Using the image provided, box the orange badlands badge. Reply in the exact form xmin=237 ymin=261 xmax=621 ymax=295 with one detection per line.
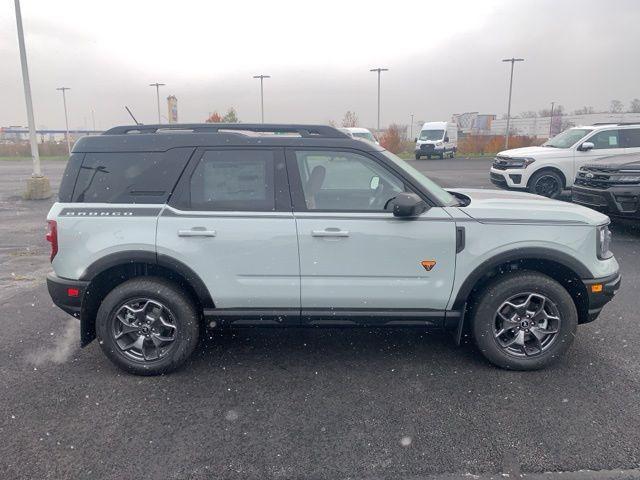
xmin=421 ymin=260 xmax=436 ymax=271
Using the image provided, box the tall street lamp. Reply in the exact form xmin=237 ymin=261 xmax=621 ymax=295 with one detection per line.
xmin=14 ymin=0 xmax=50 ymax=199
xmin=370 ymin=67 xmax=389 ymax=131
xmin=548 ymin=101 xmax=556 ymax=138
xmin=149 ymin=82 xmax=165 ymax=124
xmin=253 ymin=74 xmax=270 ymax=123
xmin=56 ymin=87 xmax=71 ymax=154
xmin=502 ymin=57 xmax=524 ymax=149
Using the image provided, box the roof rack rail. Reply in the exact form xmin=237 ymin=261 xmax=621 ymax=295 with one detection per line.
xmin=591 ymin=122 xmax=640 ymax=126
xmin=102 ymin=123 xmax=349 ymax=138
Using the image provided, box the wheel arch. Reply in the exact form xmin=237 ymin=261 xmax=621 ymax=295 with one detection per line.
xmin=79 ymin=251 xmax=214 ymax=346
xmin=451 ymin=248 xmax=592 ymax=327
xmin=527 ymin=166 xmax=567 ymax=190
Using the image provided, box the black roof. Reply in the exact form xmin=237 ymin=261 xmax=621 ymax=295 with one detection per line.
xmin=73 ymin=123 xmax=383 ymax=153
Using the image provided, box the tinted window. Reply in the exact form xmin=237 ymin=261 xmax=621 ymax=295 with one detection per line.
xmin=189 ymin=150 xmax=275 ymax=211
xmin=587 ymin=130 xmax=621 ymax=149
xmin=72 ymin=148 xmax=192 ymax=203
xmin=58 ymin=153 xmax=84 ymax=202
xmin=621 ymin=128 xmax=640 ymax=148
xmin=295 ymin=150 xmax=405 ymax=211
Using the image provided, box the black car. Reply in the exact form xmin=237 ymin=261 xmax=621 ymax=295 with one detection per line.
xmin=572 ymin=153 xmax=640 ymax=219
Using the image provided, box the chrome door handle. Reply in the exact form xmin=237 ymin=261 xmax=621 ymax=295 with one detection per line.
xmin=178 ymin=228 xmax=217 ymax=237
xmin=311 ymin=228 xmax=349 ymax=238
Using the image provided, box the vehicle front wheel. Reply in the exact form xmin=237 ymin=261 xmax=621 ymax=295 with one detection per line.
xmin=415 ymin=153 xmax=421 ymax=160
xmin=528 ymin=170 xmax=564 ymax=198
xmin=471 ymin=271 xmax=577 ymax=370
xmin=96 ymin=277 xmax=200 ymax=375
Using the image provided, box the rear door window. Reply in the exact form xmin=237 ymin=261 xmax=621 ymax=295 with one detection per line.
xmin=72 ymin=148 xmax=192 ymax=203
xmin=621 ymin=128 xmax=640 ymax=148
xmin=188 ymin=149 xmax=276 ymax=211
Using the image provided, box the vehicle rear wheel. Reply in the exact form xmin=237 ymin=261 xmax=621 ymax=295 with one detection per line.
xmin=439 ymin=151 xmax=445 ymax=159
xmin=96 ymin=277 xmax=200 ymax=375
xmin=471 ymin=270 xmax=577 ymax=370
xmin=528 ymin=170 xmax=564 ymax=198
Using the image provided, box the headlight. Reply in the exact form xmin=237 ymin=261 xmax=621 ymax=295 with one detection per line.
xmin=596 ymin=224 xmax=613 ymax=260
xmin=495 ymin=157 xmax=536 ymax=169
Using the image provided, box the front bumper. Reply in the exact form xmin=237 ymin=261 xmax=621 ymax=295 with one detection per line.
xmin=415 ymin=144 xmax=443 ymax=154
xmin=489 ymin=167 xmax=527 ymax=189
xmin=581 ymin=272 xmax=621 ymax=322
xmin=47 ymin=273 xmax=88 ymax=318
xmin=572 ymin=184 xmax=640 ymax=219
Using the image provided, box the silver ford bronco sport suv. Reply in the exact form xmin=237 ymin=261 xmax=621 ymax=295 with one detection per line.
xmin=46 ymin=124 xmax=621 ymax=375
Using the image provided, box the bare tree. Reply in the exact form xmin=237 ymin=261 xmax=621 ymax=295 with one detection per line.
xmin=520 ymin=111 xmax=538 ymax=118
xmin=610 ymin=100 xmax=623 ymax=113
xmin=573 ymin=106 xmax=595 ymax=115
xmin=629 ymin=99 xmax=640 ymax=113
xmin=341 ymin=111 xmax=359 ymax=128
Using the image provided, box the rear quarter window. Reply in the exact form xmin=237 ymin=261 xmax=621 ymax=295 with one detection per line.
xmin=71 ymin=148 xmax=193 ymax=203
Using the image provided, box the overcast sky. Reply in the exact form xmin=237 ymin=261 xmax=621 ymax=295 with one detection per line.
xmin=1 ymin=0 xmax=639 ymax=130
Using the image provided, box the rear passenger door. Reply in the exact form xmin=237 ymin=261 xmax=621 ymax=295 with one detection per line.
xmin=156 ymin=147 xmax=301 ymax=324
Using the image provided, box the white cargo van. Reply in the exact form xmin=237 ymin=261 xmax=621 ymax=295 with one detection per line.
xmin=415 ymin=121 xmax=458 ymax=160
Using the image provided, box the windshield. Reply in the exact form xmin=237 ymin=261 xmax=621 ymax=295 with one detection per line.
xmin=419 ymin=129 xmax=445 ymax=141
xmin=380 ymin=150 xmax=457 ymax=206
xmin=352 ymin=131 xmax=376 ymax=142
xmin=543 ymin=128 xmax=592 ymax=148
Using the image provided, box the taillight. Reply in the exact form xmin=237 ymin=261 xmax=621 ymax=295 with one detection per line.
xmin=46 ymin=220 xmax=58 ymax=262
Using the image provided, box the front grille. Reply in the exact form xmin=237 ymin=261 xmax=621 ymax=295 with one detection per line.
xmin=575 ymin=170 xmax=612 ymax=189
xmin=420 ymin=144 xmax=435 ymax=152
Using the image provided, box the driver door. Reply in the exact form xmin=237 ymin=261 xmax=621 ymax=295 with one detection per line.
xmin=286 ymin=148 xmax=457 ymax=325
xmin=575 ymin=129 xmax=624 ymax=175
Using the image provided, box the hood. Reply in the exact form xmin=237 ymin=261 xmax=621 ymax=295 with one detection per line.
xmin=497 ymin=146 xmax=562 ymax=158
xmin=583 ymin=153 xmax=640 ymax=170
xmin=449 ymin=188 xmax=609 ymax=226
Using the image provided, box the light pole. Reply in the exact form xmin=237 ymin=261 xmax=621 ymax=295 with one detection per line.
xmin=14 ymin=0 xmax=50 ymax=199
xmin=149 ymin=82 xmax=165 ymax=124
xmin=410 ymin=114 xmax=415 ymax=140
xmin=91 ymin=109 xmax=96 ymax=132
xmin=253 ymin=74 xmax=270 ymax=123
xmin=370 ymin=67 xmax=389 ymax=131
xmin=56 ymin=87 xmax=71 ymax=154
xmin=548 ymin=101 xmax=555 ymax=138
xmin=502 ymin=57 xmax=524 ymax=149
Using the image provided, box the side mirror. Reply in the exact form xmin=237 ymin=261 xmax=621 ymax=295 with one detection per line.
xmin=444 ymin=136 xmax=449 ymax=142
xmin=579 ymin=141 xmax=594 ymax=151
xmin=369 ymin=176 xmax=380 ymax=190
xmin=390 ymin=192 xmax=428 ymax=218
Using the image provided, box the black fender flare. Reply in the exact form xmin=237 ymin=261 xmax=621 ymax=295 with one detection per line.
xmin=80 ymin=250 xmax=214 ymax=308
xmin=451 ymin=247 xmax=592 ymax=311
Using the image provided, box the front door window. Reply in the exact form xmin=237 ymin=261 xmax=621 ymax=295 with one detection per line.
xmin=294 ymin=150 xmax=405 ymax=211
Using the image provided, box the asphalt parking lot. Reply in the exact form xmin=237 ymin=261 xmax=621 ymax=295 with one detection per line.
xmin=1 ymin=157 xmax=640 ymax=480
